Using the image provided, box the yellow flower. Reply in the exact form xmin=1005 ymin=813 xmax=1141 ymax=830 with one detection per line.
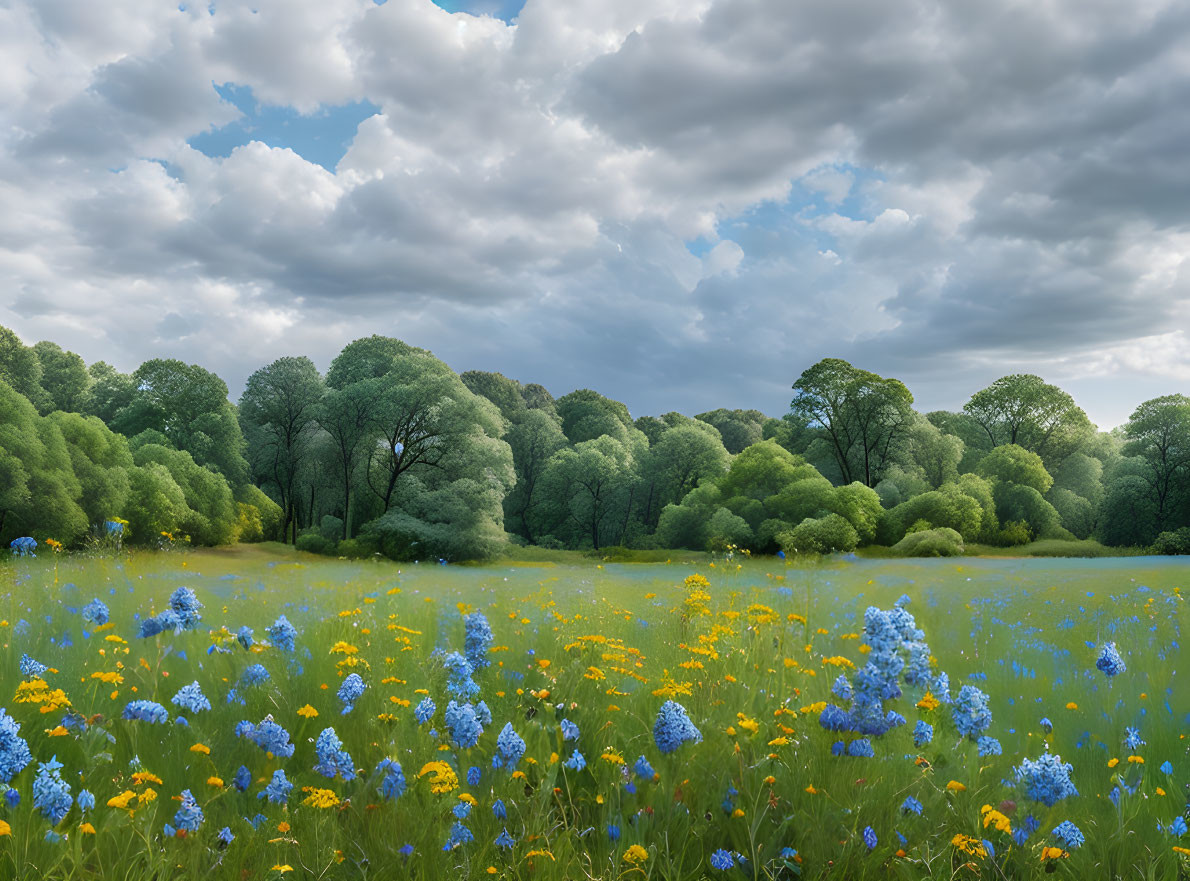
xmin=79 ymin=822 xmax=96 ymax=835
xmin=1065 ymin=702 xmax=1078 ymax=710
xmin=1040 ymin=847 xmax=1067 ymax=861
xmin=804 ymin=784 xmax=818 ymax=794
xmin=951 ymin=834 xmax=987 ymax=858
xmin=731 ymin=808 xmax=745 ymax=818
xmin=418 ymin=761 xmax=458 ymax=794
xmin=301 ymin=787 xmax=341 ymax=809
xmin=1108 ymin=758 xmax=1119 ymax=768
xmin=0 ymin=820 xmax=9 ymax=836
xmin=623 ymin=845 xmax=649 ymax=864
xmin=1127 ymin=755 xmax=1144 ymax=764
xmin=980 ymin=805 xmax=1011 ymax=834
xmin=525 ymin=850 xmax=555 ymax=861
xmin=131 ymin=771 xmax=163 ymax=786
xmin=1156 ymin=787 xmax=1166 ymax=796
xmin=190 ymin=743 xmax=210 ymax=755
xmin=1174 ymin=846 xmax=1190 ymax=856
xmin=916 ymin=692 xmax=940 ymax=711
xmin=271 ymin=866 xmax=294 ymax=874
xmin=297 ymin=704 xmax=319 ymax=718
xmin=946 ymin=780 xmax=967 ymax=792
xmin=107 ymin=790 xmax=137 ymax=810
xmin=207 ymin=777 xmax=224 ymax=788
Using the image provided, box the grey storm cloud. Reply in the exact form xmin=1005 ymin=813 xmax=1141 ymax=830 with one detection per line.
xmin=0 ymin=0 xmax=1187 ymax=429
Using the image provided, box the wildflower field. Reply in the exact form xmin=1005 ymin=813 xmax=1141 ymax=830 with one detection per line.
xmin=0 ymin=549 xmax=1187 ymax=880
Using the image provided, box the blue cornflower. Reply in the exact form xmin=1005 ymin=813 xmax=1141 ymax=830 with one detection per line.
xmin=492 ymin=798 xmax=506 ymax=819
xmin=1012 ymin=814 xmax=1041 ymax=846
xmin=168 ymin=587 xmax=203 ymax=630
xmin=819 ymin=704 xmax=852 ymax=732
xmin=75 ymin=789 xmax=94 ymax=813
xmin=495 ymin=723 xmax=526 ymax=770
xmin=634 ymin=756 xmax=656 ymax=780
xmin=237 ymin=716 xmax=295 ymax=758
xmin=138 ymin=609 xmax=181 ymax=638
xmin=653 ymin=700 xmax=702 ymax=754
xmin=831 ymin=674 xmax=853 ymax=701
xmin=1096 ymin=643 xmax=1125 ymax=676
xmin=267 ymin=615 xmax=297 ymax=652
xmin=414 ymin=697 xmax=436 ymax=724
xmin=475 ymin=700 xmax=492 ymax=727
xmin=977 ymin=736 xmax=1002 ymax=757
xmin=862 ymin=826 xmax=877 ymax=850
xmin=171 ymin=681 xmax=211 ymax=714
xmin=10 ymin=537 xmax=36 ymax=556
xmin=1051 ymin=820 xmax=1084 ymax=849
xmin=564 ymin=750 xmax=586 ymax=771
xmin=337 ymin=673 xmax=366 ymax=714
xmin=377 ymin=758 xmax=406 ymax=800
xmin=0 ymin=709 xmax=33 ymax=784
xmin=1123 ymin=727 xmax=1144 ymax=751
xmin=608 ymin=824 xmax=620 ymax=841
xmin=901 ymin=796 xmax=923 ymax=815
xmin=313 ymin=727 xmax=355 ymax=780
xmin=1160 ymin=761 xmax=1173 ymax=775
xmin=904 ymin=642 xmax=932 ymax=687
xmin=444 ymin=652 xmax=480 ymax=700
xmin=467 ymin=766 xmax=481 ymax=786
xmin=1168 ymin=816 xmax=1188 ymax=837
xmin=236 ymin=626 xmax=254 ymax=650
xmin=19 ymin=654 xmax=48 ymax=677
xmin=233 ymin=766 xmax=251 ymax=792
xmin=913 ymin=720 xmax=933 ymax=747
xmin=710 ymin=849 xmax=735 ymax=870
xmin=885 ymin=710 xmax=907 ymax=729
xmin=1014 ymin=753 xmax=1078 ymax=807
xmin=953 ymin=686 xmax=992 ymax=739
xmin=495 ymin=828 xmax=516 ymax=849
xmin=81 ymin=599 xmax=110 ymax=626
xmin=847 ymin=739 xmax=875 ymax=758
xmin=217 ymin=826 xmax=234 ymax=847
xmin=259 ymin=769 xmax=293 ymax=805
xmin=463 ymin=612 xmax=493 ymax=670
xmin=172 ymin=789 xmax=204 ymax=832
xmin=560 ymin=718 xmax=580 ymax=741
xmin=445 ymin=701 xmax=483 ymax=749
xmin=123 ymin=700 xmax=169 ymax=724
xmin=1039 ymin=717 xmax=1053 ymax=733
xmin=831 ymin=741 xmax=846 ymax=757
xmin=444 ymin=820 xmax=474 ymax=850
xmin=33 ymin=756 xmax=72 ymax=825
xmin=241 ymin=664 xmax=270 ymax=687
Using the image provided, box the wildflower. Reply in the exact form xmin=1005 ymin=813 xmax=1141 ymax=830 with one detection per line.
xmin=173 ymin=789 xmax=204 ymax=832
xmin=0 ymin=710 xmax=33 ymax=784
xmin=946 ymin=780 xmax=967 ymax=792
xmin=314 ymin=728 xmax=355 ymax=779
xmin=259 ymin=769 xmax=293 ymax=805
xmin=444 ymin=820 xmax=474 ymax=850
xmin=495 ymin=723 xmax=526 ymax=770
xmin=237 ymin=716 xmax=296 ymax=758
xmin=464 ymin=612 xmax=494 ymax=670
xmin=237 ymin=626 xmax=254 ymax=650
xmin=20 ymin=654 xmax=49 ymax=677
xmin=467 ymin=765 xmax=481 ymax=786
xmin=634 ymin=755 xmax=656 ymax=780
xmin=445 ymin=702 xmax=483 ymax=749
xmin=1167 ymin=817 xmax=1188 ymax=837
xmin=241 ymin=664 xmax=271 ymax=687
xmin=952 ymin=834 xmax=987 ymax=858
xmin=444 ymin=652 xmax=480 ymax=700
xmin=710 ymin=849 xmax=735 ymax=869
xmin=561 ymin=718 xmax=580 ymax=741
xmin=1039 ymin=717 xmax=1053 ymax=733
xmin=171 ymin=681 xmax=211 ymax=714
xmin=981 ymin=805 xmax=1011 ymax=834
xmin=337 ymin=674 xmax=366 ymax=714
xmin=217 ymin=827 xmax=234 ymax=848
xmin=32 ymin=756 xmax=72 ymax=825
xmin=1051 ymin=821 xmax=1084 ymax=849
xmin=1123 ymin=727 xmax=1145 ymax=751
xmin=267 ymin=616 xmax=297 ymax=652
xmin=623 ymin=844 xmax=649 ymax=864
xmin=301 ymin=787 xmax=340 ymax=808
xmin=848 ymin=739 xmax=875 ymax=758
xmin=414 ymin=696 xmax=436 ymax=724
xmin=376 ymin=758 xmax=406 ymax=800
xmin=654 ymin=700 xmax=702 ymax=754
xmin=1096 ymin=643 xmax=1125 ymax=676
xmin=82 ymin=599 xmax=110 ymax=626
xmin=1014 ymin=753 xmax=1078 ymax=807
xmin=913 ymin=720 xmax=933 ymax=747
xmin=901 ymin=796 xmax=923 ymax=815
xmin=297 ymin=704 xmax=318 ymax=719
xmin=977 ymin=736 xmax=1002 ymax=757
xmin=819 ymin=704 xmax=851 ymax=732
xmin=123 ymin=700 xmax=169 ymax=724
xmin=418 ymin=761 xmax=458 ymax=794
xmin=564 ymin=750 xmax=586 ymax=771
xmin=863 ymin=826 xmax=878 ymax=850
xmin=1161 ymin=761 xmax=1173 ymax=774
xmin=952 ymin=686 xmax=992 ymax=739
xmin=169 ymin=587 xmax=203 ymax=630
xmin=495 ymin=828 xmax=516 ymax=849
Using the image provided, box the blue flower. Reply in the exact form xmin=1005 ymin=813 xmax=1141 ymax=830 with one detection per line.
xmin=831 ymin=674 xmax=853 ymax=701
xmin=710 ymin=849 xmax=735 ymax=870
xmin=77 ymin=789 xmax=95 ymax=812
xmin=1096 ymin=643 xmax=1125 ymax=676
xmin=81 ymin=599 xmax=110 ymax=626
xmin=492 ymin=798 xmax=506 ymax=819
xmin=913 ymin=720 xmax=933 ymax=747
xmin=452 ymin=801 xmax=472 ymax=820
xmin=1123 ymin=727 xmax=1144 ymax=751
xmin=1168 ymin=816 xmax=1188 ymax=837
xmin=236 ymin=626 xmax=254 ymax=650
xmin=464 ymin=612 xmax=493 ymax=670
xmin=168 ymin=587 xmax=203 ymax=630
xmin=259 ymin=769 xmax=293 ymax=804
xmin=414 ymin=696 xmax=436 ymax=724
xmin=10 ymin=537 xmax=36 ymax=557
xmin=0 ymin=709 xmax=33 ymax=784
xmin=1051 ymin=820 xmax=1084 ymax=849
xmin=217 ymin=826 xmax=234 ymax=847
xmin=337 ymin=673 xmax=366 ymax=714
xmin=862 ymin=826 xmax=878 ymax=850
xmin=172 ymin=789 xmax=204 ymax=832
xmin=953 ymin=686 xmax=992 ymax=739
xmin=313 ymin=728 xmax=355 ymax=780
xmin=819 ymin=704 xmax=852 ymax=732
xmin=634 ymin=755 xmax=656 ymax=780
xmin=445 ymin=702 xmax=483 ymax=749
xmin=847 ymin=739 xmax=875 ymax=758
xmin=653 ymin=700 xmax=702 ymax=754
xmin=171 ymin=681 xmax=211 ymax=714
xmin=444 ymin=652 xmax=480 ymax=700
xmin=33 ymin=756 xmax=72 ymax=825
xmin=977 ymin=736 xmax=1002 ymax=757
xmin=1160 ymin=760 xmax=1173 ymax=775
xmin=267 ymin=615 xmax=297 ymax=652
xmin=560 ymin=718 xmax=580 ymax=741
xmin=240 ymin=664 xmax=271 ymax=687
xmin=608 ymin=824 xmax=620 ymax=841
xmin=495 ymin=828 xmax=516 ymax=849
xmin=467 ymin=766 xmax=481 ymax=786
xmin=1014 ymin=753 xmax=1078 ymax=807
xmin=1039 ymin=717 xmax=1053 ymax=734
xmin=444 ymin=820 xmax=474 ymax=850
xmin=233 ymin=765 xmax=251 ymax=792
xmin=901 ymin=796 xmax=923 ymax=815
xmin=122 ymin=700 xmax=169 ymax=724
xmin=237 ymin=716 xmax=295 ymax=758
xmin=19 ymin=654 xmax=48 ymax=677
xmin=564 ymin=750 xmax=586 ymax=771
xmin=377 ymin=758 xmax=406 ymax=800
xmin=495 ymin=723 xmax=526 ymax=770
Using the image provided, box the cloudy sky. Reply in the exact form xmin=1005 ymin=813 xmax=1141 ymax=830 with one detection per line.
xmin=2 ymin=0 xmax=1188 ymax=427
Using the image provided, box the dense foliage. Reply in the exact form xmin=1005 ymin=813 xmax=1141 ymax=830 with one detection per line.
xmin=1 ymin=323 xmax=1188 ymax=559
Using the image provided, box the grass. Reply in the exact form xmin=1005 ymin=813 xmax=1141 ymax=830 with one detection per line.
xmin=0 ymin=549 xmax=1185 ymax=879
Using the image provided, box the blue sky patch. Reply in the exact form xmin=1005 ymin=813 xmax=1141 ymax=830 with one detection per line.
xmin=429 ymin=0 xmax=525 ymax=24
xmin=188 ymin=83 xmax=380 ymax=172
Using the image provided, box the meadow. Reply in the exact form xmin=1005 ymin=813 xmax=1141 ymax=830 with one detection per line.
xmin=0 ymin=547 xmax=1186 ymax=880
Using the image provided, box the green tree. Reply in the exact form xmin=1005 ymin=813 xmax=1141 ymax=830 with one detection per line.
xmin=0 ymin=325 xmax=49 ymax=409
xmin=790 ymin=358 xmax=915 ymax=487
xmin=962 ymin=374 xmax=1093 ymax=466
xmin=461 ymin=371 xmax=527 ymax=424
xmin=239 ymin=356 xmax=326 ymax=544
xmin=125 ymin=461 xmax=192 ymax=544
xmin=976 ymin=444 xmax=1054 ymax=494
xmin=46 ymin=412 xmax=133 ymax=530
xmin=535 ymin=435 xmax=639 ymax=550
xmin=1121 ymin=395 xmax=1190 ymax=533
xmin=33 ymin=341 xmax=91 ymax=414
xmin=131 ymin=444 xmax=236 ymax=545
xmin=694 ymin=408 xmax=769 ymax=454
xmin=319 ymin=380 xmax=378 ymax=540
xmin=82 ymin=361 xmax=137 ymax=424
xmin=637 ymin=423 xmax=731 ymax=529
xmin=504 ymin=410 xmax=568 ymax=543
xmin=556 ymin=389 xmax=635 ymax=445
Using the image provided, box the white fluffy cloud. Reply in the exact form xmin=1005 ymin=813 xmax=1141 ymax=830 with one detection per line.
xmin=1 ymin=0 xmax=1187 ymax=427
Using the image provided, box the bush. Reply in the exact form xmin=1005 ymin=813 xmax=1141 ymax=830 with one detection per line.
xmin=892 ymin=527 xmax=964 ymax=557
xmin=296 ymin=532 xmax=333 ymax=555
xmin=987 ymin=520 xmax=1032 ymax=547
xmin=234 ymin=502 xmax=264 ymax=543
xmin=1152 ymin=527 xmax=1190 ymax=555
xmin=778 ymin=514 xmax=859 ymax=555
xmin=336 ymin=537 xmax=379 ymax=558
xmin=706 ymin=507 xmax=754 ymax=552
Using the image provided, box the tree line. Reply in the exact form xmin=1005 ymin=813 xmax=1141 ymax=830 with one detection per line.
xmin=1 ymin=325 xmax=1188 ymax=559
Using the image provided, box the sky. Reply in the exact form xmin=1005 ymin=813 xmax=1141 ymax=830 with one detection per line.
xmin=2 ymin=0 xmax=1189 ymax=429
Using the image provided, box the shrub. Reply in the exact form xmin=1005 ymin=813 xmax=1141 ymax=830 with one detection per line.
xmin=1152 ymin=527 xmax=1190 ymax=555
xmin=778 ymin=514 xmax=859 ymax=555
xmin=892 ymin=527 xmax=964 ymax=557
xmin=296 ymin=532 xmax=333 ymax=555
xmin=336 ymin=537 xmax=379 ymax=559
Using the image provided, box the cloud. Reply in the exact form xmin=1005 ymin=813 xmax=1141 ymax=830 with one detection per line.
xmin=0 ymin=0 xmax=1187 ymax=432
